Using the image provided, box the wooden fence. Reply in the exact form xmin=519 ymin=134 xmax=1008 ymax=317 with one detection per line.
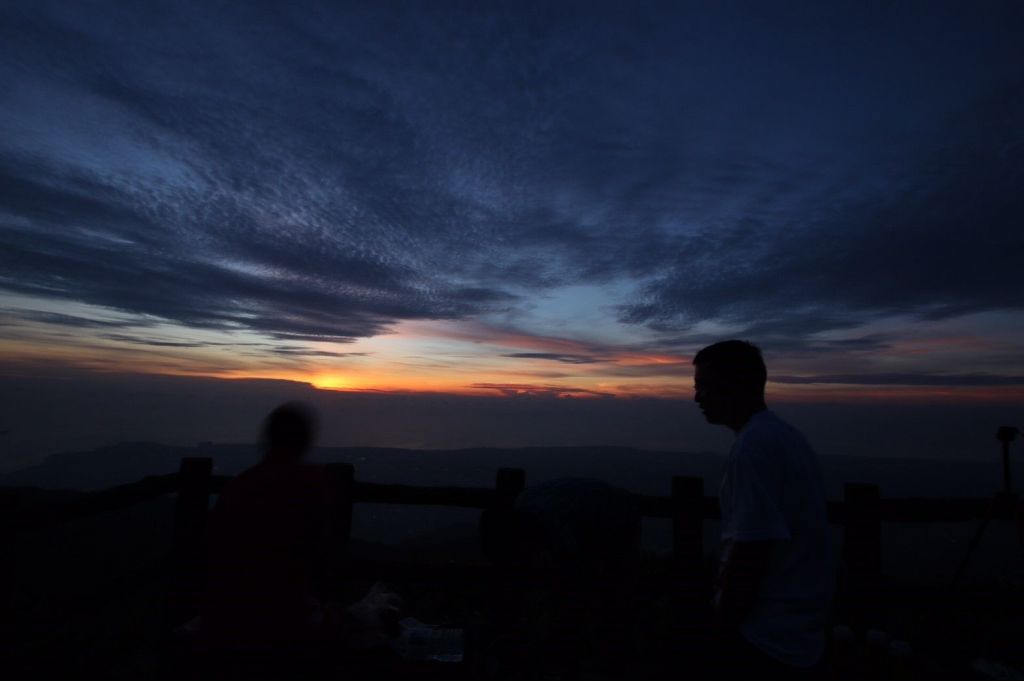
xmin=5 ymin=456 xmax=1023 ymax=634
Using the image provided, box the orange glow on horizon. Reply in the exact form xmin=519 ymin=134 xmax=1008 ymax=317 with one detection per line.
xmin=2 ymin=350 xmax=1021 ymax=404
xmin=2 ymin=314 xmax=1021 ymax=405
xmin=84 ymin=365 xmax=1024 ymax=403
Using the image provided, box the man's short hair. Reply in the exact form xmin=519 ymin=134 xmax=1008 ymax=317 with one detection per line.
xmin=263 ymin=402 xmax=318 ymax=454
xmin=693 ymin=340 xmax=767 ymax=391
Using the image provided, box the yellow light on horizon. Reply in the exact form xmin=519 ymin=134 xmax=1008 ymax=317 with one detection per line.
xmin=311 ymin=374 xmax=354 ymax=391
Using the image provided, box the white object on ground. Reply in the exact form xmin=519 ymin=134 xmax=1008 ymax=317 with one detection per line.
xmin=392 ymin=617 xmax=464 ymax=663
xmin=889 ymin=640 xmax=913 ymax=659
xmin=174 ymin=616 xmax=202 ymax=639
xmin=973 ymin=658 xmax=1024 ymax=681
xmin=865 ymin=629 xmax=890 ymax=650
xmin=345 ymin=582 xmax=404 ymax=651
xmin=831 ymin=624 xmax=853 ymax=642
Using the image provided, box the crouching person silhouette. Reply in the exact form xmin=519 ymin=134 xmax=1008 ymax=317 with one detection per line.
xmin=693 ymin=341 xmax=835 ymax=679
xmin=482 ymin=478 xmax=641 ymax=679
xmin=198 ymin=402 xmax=401 ymax=665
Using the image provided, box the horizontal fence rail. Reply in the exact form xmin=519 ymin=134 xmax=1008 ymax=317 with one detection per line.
xmin=5 ymin=465 xmax=1018 ymax=529
xmin=2 ymin=473 xmax=180 ymax=531
xmin=206 ymin=472 xmax=500 ymax=508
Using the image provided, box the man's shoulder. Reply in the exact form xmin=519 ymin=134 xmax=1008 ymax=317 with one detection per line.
xmin=745 ymin=410 xmax=806 ymax=439
xmin=735 ymin=411 xmax=813 ymax=458
xmin=736 ymin=411 xmax=784 ymax=445
xmin=222 ymin=462 xmax=331 ymax=496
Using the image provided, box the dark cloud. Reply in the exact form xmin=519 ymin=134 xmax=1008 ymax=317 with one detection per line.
xmin=637 ymin=331 xmax=895 ymax=358
xmin=100 ymin=334 xmax=209 ymax=349
xmin=1 ymin=1 xmax=1022 ymax=351
xmin=7 ymin=310 xmax=145 ymax=330
xmin=601 ymin=362 xmax=692 ymax=378
xmin=0 ymin=152 xmax=516 ymax=341
xmin=269 ymin=346 xmax=370 ymax=358
xmin=502 ymin=352 xmax=608 ymax=365
xmin=471 ymin=383 xmax=615 ymax=398
xmin=772 ymin=373 xmax=1024 ymax=387
xmin=622 ymin=85 xmax=1024 ymax=336
xmin=0 ymin=3 xmax=524 ymax=342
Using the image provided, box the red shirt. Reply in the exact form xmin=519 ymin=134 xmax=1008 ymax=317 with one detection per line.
xmin=201 ymin=460 xmax=336 ymax=649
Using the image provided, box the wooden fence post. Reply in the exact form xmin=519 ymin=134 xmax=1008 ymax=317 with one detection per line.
xmin=488 ymin=468 xmax=526 ymax=650
xmin=495 ymin=467 xmax=526 ymax=508
xmin=167 ymin=456 xmax=212 ymax=632
xmin=671 ymin=476 xmax=707 ymax=641
xmin=843 ymin=483 xmax=883 ymax=631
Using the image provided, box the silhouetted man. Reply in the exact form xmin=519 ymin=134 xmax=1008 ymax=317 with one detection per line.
xmin=694 ymin=340 xmax=834 ymax=678
xmin=200 ymin=402 xmax=339 ymax=651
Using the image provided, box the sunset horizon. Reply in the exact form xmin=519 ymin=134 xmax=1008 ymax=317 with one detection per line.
xmin=2 ymin=1 xmax=1023 ymax=469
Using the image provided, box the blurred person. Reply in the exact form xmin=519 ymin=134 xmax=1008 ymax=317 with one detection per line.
xmin=199 ymin=402 xmax=400 ymax=654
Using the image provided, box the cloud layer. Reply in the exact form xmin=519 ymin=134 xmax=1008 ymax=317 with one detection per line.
xmin=1 ymin=1 xmax=1023 ymax=389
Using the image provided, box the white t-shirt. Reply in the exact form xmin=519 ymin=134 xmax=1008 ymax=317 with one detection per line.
xmin=717 ymin=409 xmax=836 ymax=667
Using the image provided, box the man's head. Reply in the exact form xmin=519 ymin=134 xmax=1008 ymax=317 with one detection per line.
xmin=262 ymin=401 xmax=318 ymax=460
xmin=692 ymin=340 xmax=767 ymax=430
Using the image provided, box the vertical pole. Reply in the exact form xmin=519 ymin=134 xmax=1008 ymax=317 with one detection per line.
xmin=843 ymin=483 xmax=882 ymax=631
xmin=671 ymin=476 xmax=707 ymax=645
xmin=1015 ymin=496 xmax=1024 ymax=559
xmin=167 ymin=456 xmax=212 ymax=633
xmin=1001 ymin=438 xmax=1013 ymax=497
xmin=495 ymin=467 xmax=526 ymax=507
xmin=486 ymin=468 xmax=526 ymax=670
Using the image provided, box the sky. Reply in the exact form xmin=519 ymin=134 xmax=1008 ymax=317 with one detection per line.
xmin=1 ymin=0 xmax=1024 ymax=453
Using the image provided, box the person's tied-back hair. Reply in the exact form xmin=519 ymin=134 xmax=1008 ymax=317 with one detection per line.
xmin=692 ymin=340 xmax=767 ymax=391
xmin=262 ymin=402 xmax=318 ymax=456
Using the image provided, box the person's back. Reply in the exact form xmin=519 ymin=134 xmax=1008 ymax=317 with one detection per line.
xmin=718 ymin=409 xmax=834 ymax=667
xmin=202 ymin=459 xmax=335 ymax=649
xmin=200 ymin=402 xmax=336 ymax=651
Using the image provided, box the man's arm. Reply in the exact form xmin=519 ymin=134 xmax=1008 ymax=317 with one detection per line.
xmin=713 ymin=539 xmax=775 ymax=635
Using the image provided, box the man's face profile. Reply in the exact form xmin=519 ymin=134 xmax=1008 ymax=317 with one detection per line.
xmin=693 ymin=363 xmax=731 ymax=425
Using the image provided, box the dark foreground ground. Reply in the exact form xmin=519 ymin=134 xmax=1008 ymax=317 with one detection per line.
xmin=3 ymin=487 xmax=1024 ymax=681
